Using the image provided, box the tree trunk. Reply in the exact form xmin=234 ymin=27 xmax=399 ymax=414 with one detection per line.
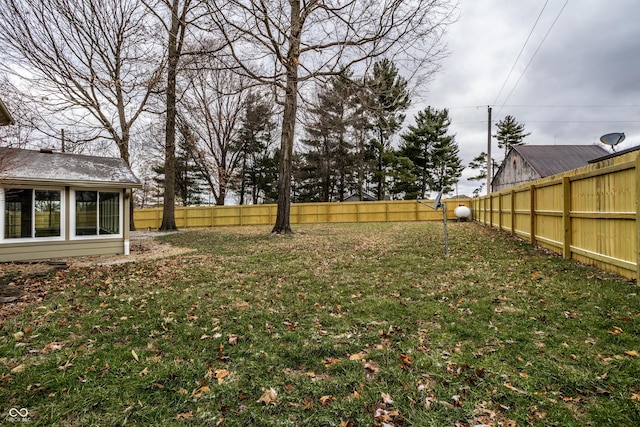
xmin=159 ymin=0 xmax=180 ymax=231
xmin=239 ymin=155 xmax=246 ymax=205
xmin=271 ymin=1 xmax=301 ymax=234
xmin=271 ymin=76 xmax=297 ymax=233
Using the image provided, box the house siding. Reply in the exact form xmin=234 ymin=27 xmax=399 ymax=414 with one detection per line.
xmin=492 ymin=151 xmax=541 ymax=192
xmin=0 ymin=189 xmax=133 ymax=262
xmin=0 ymin=238 xmax=125 ymax=262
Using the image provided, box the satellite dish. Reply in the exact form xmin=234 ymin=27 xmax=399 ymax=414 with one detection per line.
xmin=432 ymin=189 xmax=444 ymax=211
xmin=600 ymin=132 xmax=625 ymax=151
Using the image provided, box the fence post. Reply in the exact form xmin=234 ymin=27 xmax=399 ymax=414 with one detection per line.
xmin=636 ymin=156 xmax=640 ymax=284
xmin=530 ymin=185 xmax=536 ymax=245
xmin=511 ymin=190 xmax=516 ymax=236
xmin=485 ymin=196 xmax=489 ymax=226
xmin=562 ymin=177 xmax=571 ymax=259
xmin=489 ymin=195 xmax=493 ymax=228
xmin=498 ymin=193 xmax=503 ymax=231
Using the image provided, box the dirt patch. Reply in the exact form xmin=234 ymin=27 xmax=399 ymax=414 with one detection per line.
xmin=0 ymin=231 xmax=192 ymax=319
xmin=66 ymin=231 xmax=194 ymax=268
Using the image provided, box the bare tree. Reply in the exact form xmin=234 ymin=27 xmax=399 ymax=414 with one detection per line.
xmin=142 ymin=0 xmax=213 ymax=230
xmin=178 ymin=64 xmax=255 ymax=205
xmin=0 ymin=0 xmax=163 ymax=163
xmin=0 ymin=81 xmax=36 ymax=148
xmin=207 ymin=0 xmax=455 ymax=234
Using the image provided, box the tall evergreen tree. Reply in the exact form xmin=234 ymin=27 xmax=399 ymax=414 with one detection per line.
xmin=365 ymin=59 xmax=410 ymax=200
xmin=152 ymin=140 xmax=206 ymax=206
xmin=399 ymin=107 xmax=462 ymax=196
xmin=300 ymin=73 xmax=359 ymax=202
xmin=396 ymin=107 xmax=461 ymax=198
xmin=467 ymin=152 xmax=488 ymax=197
xmin=427 ymin=124 xmax=463 ymax=195
xmin=396 ymin=107 xmax=436 ymax=199
xmin=232 ymin=93 xmax=276 ymax=205
xmin=494 ymin=115 xmax=530 ymax=158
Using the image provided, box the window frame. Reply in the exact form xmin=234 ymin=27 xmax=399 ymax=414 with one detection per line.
xmin=70 ymin=188 xmax=124 ymax=239
xmin=0 ymin=186 xmax=66 ymax=243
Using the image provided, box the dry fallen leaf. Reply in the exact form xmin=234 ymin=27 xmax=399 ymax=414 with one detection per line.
xmin=176 ymin=412 xmax=193 ymax=421
xmin=381 ymin=392 xmax=394 ymax=404
xmin=363 ymin=360 xmax=380 ymax=374
xmin=131 ymin=349 xmax=139 ymax=362
xmin=400 ymin=353 xmax=413 ymax=367
xmin=504 ymin=382 xmax=526 ymax=394
xmin=192 ymin=385 xmax=211 ymax=398
xmin=323 ymin=357 xmax=341 ymax=367
xmin=625 ymin=350 xmax=638 ymax=357
xmin=319 ymin=395 xmax=335 ymax=406
xmin=608 ymin=326 xmax=623 ymax=335
xmin=42 ymin=342 xmax=63 ymax=353
xmin=349 ymin=351 xmax=368 ymax=361
xmin=214 ymin=369 xmax=229 ymax=384
xmin=257 ymin=387 xmax=278 ymax=405
xmin=303 ymin=395 xmax=314 ymax=409
xmin=373 ymin=403 xmax=399 ymax=424
xmin=11 ymin=364 xmax=26 ymax=374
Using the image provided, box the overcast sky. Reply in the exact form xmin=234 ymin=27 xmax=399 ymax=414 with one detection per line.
xmin=414 ymin=0 xmax=640 ymax=196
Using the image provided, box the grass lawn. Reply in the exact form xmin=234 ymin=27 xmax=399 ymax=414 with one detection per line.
xmin=1 ymin=222 xmax=639 ymax=426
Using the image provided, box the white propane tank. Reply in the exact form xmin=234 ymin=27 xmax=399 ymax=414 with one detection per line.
xmin=454 ymin=204 xmax=471 ymax=221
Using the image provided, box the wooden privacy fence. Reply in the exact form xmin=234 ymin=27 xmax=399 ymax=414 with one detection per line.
xmin=471 ymin=149 xmax=640 ymax=281
xmin=134 ymin=198 xmax=471 ymax=230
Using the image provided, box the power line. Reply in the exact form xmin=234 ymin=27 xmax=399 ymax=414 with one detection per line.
xmin=499 ymin=104 xmax=640 ymax=109
xmin=495 ymin=0 xmax=570 ymax=118
xmin=492 ymin=0 xmax=549 ymax=106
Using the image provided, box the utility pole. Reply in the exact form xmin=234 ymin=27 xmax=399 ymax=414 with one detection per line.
xmin=487 ymin=106 xmax=492 ymax=195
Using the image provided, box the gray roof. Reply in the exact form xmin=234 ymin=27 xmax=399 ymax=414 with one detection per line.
xmin=512 ymin=144 xmax=609 ymax=177
xmin=0 ymin=147 xmax=141 ymax=187
xmin=0 ymin=98 xmax=14 ymax=126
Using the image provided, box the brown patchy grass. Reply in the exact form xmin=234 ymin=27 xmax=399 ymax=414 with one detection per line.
xmin=1 ymin=222 xmax=639 ymax=426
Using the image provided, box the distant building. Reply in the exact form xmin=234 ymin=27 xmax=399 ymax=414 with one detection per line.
xmin=492 ymin=144 xmax=609 ymax=192
xmin=0 ymin=97 xmax=14 ymax=126
xmin=343 ymin=191 xmax=377 ymax=202
xmin=0 ymin=147 xmax=141 ymax=262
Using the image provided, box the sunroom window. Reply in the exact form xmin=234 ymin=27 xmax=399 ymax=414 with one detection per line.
xmin=4 ymin=188 xmax=61 ymax=239
xmin=75 ymin=191 xmax=120 ymax=236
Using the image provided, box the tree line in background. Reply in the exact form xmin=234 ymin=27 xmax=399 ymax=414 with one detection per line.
xmin=0 ymin=1 xmax=528 ymax=231
xmin=154 ymin=60 xmax=465 ymax=207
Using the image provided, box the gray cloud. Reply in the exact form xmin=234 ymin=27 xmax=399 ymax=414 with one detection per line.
xmin=414 ymin=0 xmax=640 ymax=196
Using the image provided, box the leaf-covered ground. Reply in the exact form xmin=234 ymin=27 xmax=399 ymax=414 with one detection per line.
xmin=1 ymin=222 xmax=639 ymax=426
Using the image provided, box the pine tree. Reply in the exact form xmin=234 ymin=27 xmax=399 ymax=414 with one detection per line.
xmin=300 ymin=72 xmax=359 ymax=202
xmin=397 ymin=107 xmax=461 ymax=198
xmin=365 ymin=59 xmax=410 ymax=200
xmin=152 ymin=140 xmax=206 ymax=207
xmin=232 ymin=93 xmax=276 ymax=205
xmin=494 ymin=115 xmax=530 ymax=158
xmin=427 ymin=126 xmax=464 ymax=195
xmin=467 ymin=152 xmax=492 ymax=197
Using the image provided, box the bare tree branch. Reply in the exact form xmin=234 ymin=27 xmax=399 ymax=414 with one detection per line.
xmin=206 ymin=0 xmax=457 ymax=233
xmin=0 ymin=0 xmax=166 ymax=163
